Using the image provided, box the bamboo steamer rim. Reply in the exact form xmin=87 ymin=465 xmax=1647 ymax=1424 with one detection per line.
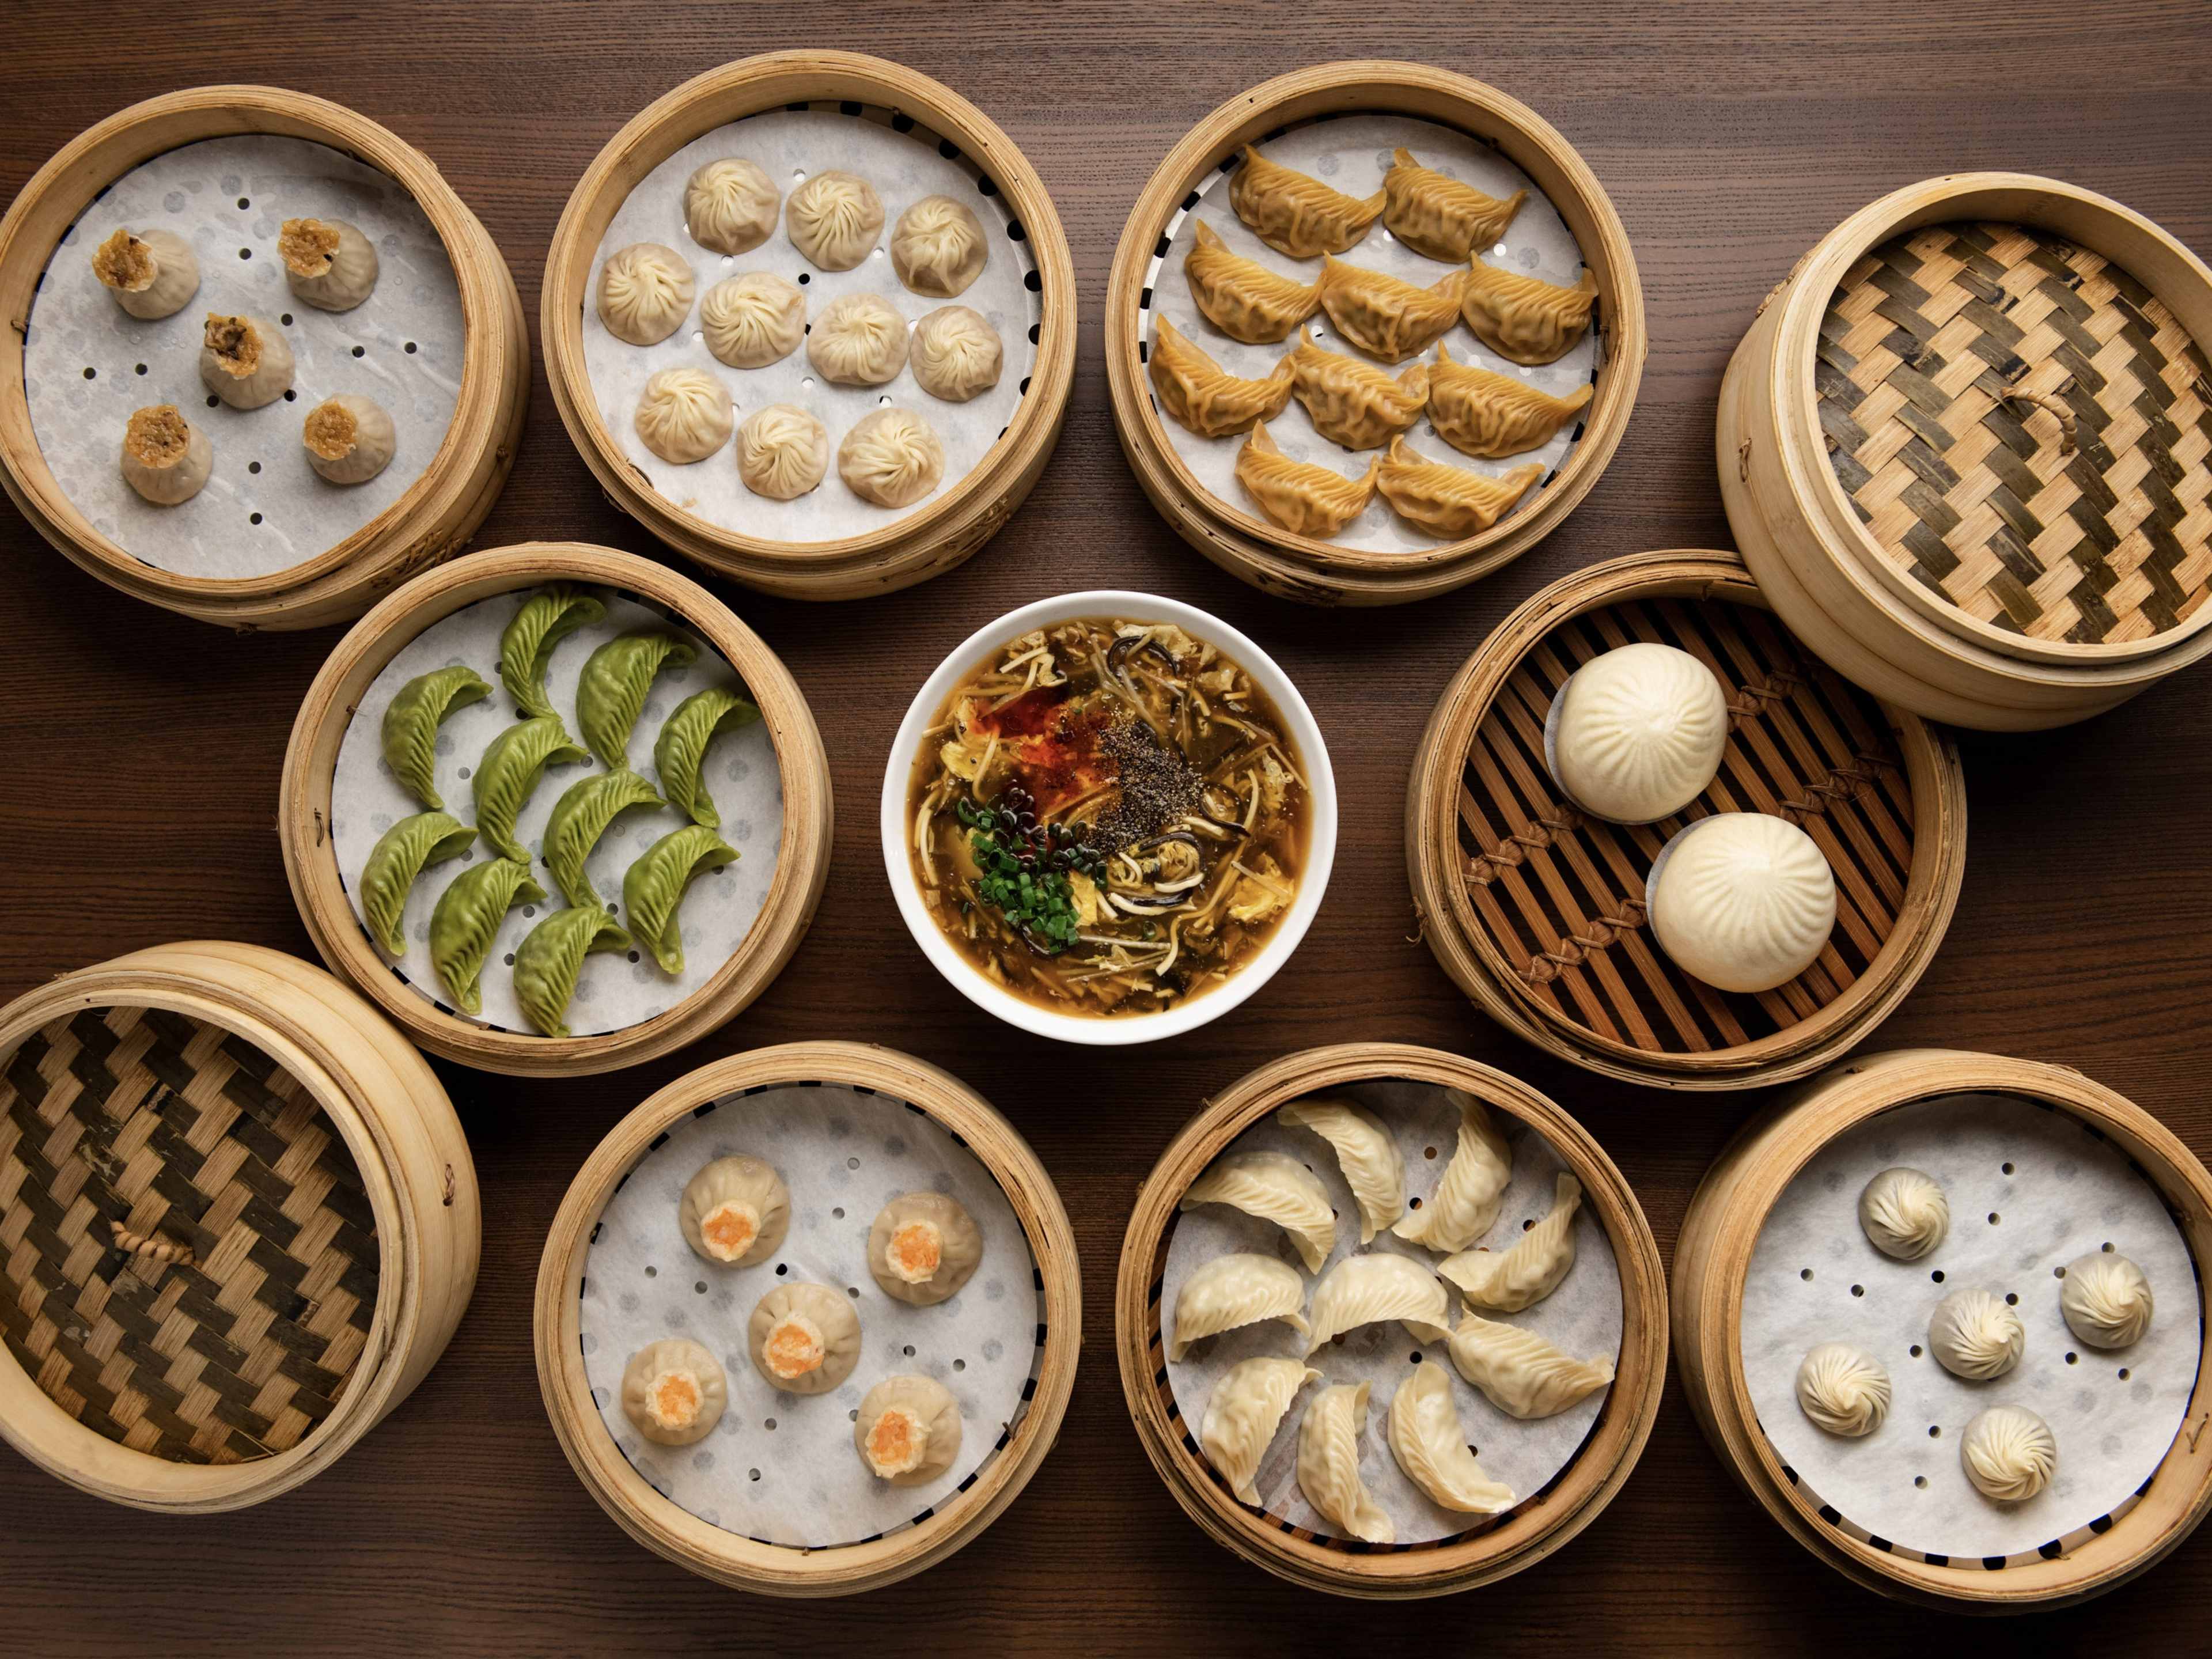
xmin=1113 ymin=1041 xmax=1666 ymax=1598
xmin=540 ymin=51 xmax=1077 ymax=599
xmin=1672 ymin=1048 xmax=2212 ymax=1609
xmin=1406 ymin=548 xmax=1967 ymax=1090
xmin=1763 ymin=172 xmax=2212 ymax=684
xmin=534 ymin=1040 xmax=1081 ymax=1597
xmin=0 ymin=85 xmax=527 ymax=625
xmin=276 ymin=541 xmax=834 ymax=1077
xmin=1103 ymin=60 xmax=1647 ymax=607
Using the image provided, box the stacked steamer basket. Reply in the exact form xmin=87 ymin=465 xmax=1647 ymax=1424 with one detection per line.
xmin=542 ymin=52 xmax=1077 ymax=600
xmin=1721 ymin=173 xmax=2212 ymax=729
xmin=1673 ymin=1050 xmax=2212 ymax=1610
xmin=1406 ymin=548 xmax=1968 ymax=1091
xmin=1116 ymin=1043 xmax=1665 ymax=1598
xmin=278 ymin=543 xmax=832 ymax=1077
xmin=0 ymin=942 xmax=478 ymax=1511
xmin=1105 ymin=62 xmax=1645 ymax=606
xmin=535 ymin=1042 xmax=1080 ymax=1596
xmin=0 ymin=86 xmax=528 ymax=631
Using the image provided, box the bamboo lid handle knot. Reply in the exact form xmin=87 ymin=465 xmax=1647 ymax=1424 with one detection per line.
xmin=110 ymin=1220 xmax=194 ymax=1268
xmin=1998 ymin=385 xmax=2078 ymax=456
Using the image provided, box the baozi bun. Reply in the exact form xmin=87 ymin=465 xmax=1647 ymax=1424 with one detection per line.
xmin=807 ymin=291 xmax=910 ymax=387
xmin=119 ymin=404 xmax=211 ymax=505
xmin=620 ymin=1338 xmax=726 ymax=1446
xmin=839 ymin=407 xmax=945 ymax=508
xmin=736 ymin=403 xmax=831 ymax=500
xmin=1794 ymin=1342 xmax=1890 ymax=1438
xmin=1858 ymin=1166 xmax=1949 ymax=1261
xmin=1646 ymin=812 xmax=1836 ymax=994
xmin=279 ymin=216 xmax=379 ymax=312
xmin=199 ymin=313 xmax=295 ymax=409
xmin=302 ymin=395 xmax=396 ymax=485
xmin=679 ymin=1154 xmax=790 ymax=1267
xmin=700 ymin=271 xmax=805 ymax=368
xmin=1927 ymin=1287 xmax=2025 ymax=1380
xmin=889 ymin=194 xmax=988 ymax=297
xmin=854 ymin=1373 xmax=963 ymax=1486
xmin=868 ymin=1191 xmax=983 ymax=1306
xmin=1961 ymin=1404 xmax=2056 ymax=1502
xmin=748 ymin=1281 xmax=863 ymax=1395
xmin=1548 ymin=642 xmax=1728 ymax=824
xmin=786 ymin=169 xmax=884 ymax=271
xmin=684 ymin=157 xmax=779 ymax=255
xmin=597 ymin=243 xmax=695 ymax=346
xmin=2061 ymin=1251 xmax=2153 ymax=1349
xmin=910 ymin=305 xmax=1003 ymax=403
xmin=91 ymin=227 xmax=199 ymax=320
xmin=634 ymin=366 xmax=733 ymax=464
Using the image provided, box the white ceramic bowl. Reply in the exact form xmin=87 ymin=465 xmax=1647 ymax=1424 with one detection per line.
xmin=881 ymin=590 xmax=1337 ymax=1046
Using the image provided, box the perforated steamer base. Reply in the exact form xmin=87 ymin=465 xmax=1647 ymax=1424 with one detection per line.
xmin=0 ymin=1006 xmax=377 ymax=1465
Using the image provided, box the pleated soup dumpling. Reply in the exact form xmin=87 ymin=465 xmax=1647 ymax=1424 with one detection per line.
xmin=1961 ymin=1404 xmax=2056 ymax=1503
xmin=748 ymin=1281 xmax=863 ymax=1395
xmin=279 ymin=216 xmax=379 ymax=312
xmin=854 ymin=1374 xmax=963 ymax=1486
xmin=1645 ymin=813 xmax=1836 ymax=994
xmin=736 ymin=403 xmax=831 ymax=500
xmin=1547 ymin=641 xmax=1729 ymax=824
xmin=199 ymin=313 xmax=295 ymax=409
xmin=1858 ymin=1166 xmax=1949 ymax=1261
xmin=910 ymin=305 xmax=1003 ymax=402
xmin=91 ymin=226 xmax=199 ymax=320
xmin=620 ymin=1337 xmax=727 ymax=1446
xmin=868 ymin=1191 xmax=983 ymax=1306
xmin=890 ymin=195 xmax=988 ymax=298
xmin=786 ymin=169 xmax=884 ymax=271
xmin=2061 ymin=1250 xmax=2154 ymax=1349
xmin=700 ymin=271 xmax=805 ymax=368
xmin=1795 ymin=1342 xmax=1891 ymax=1437
xmin=1927 ymin=1287 xmax=2025 ymax=1380
xmin=679 ymin=1154 xmax=790 ymax=1268
xmin=597 ymin=243 xmax=695 ymax=346
xmin=808 ymin=291 xmax=910 ymax=387
xmin=634 ymin=366 xmax=733 ymax=464
xmin=302 ymin=394 xmax=396 ymax=485
xmin=684 ymin=157 xmax=779 ymax=256
xmin=839 ymin=407 xmax=944 ymax=508
xmin=119 ymin=404 xmax=211 ymax=505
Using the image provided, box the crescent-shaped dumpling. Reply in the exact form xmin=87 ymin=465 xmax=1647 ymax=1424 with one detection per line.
xmin=1296 ymin=1381 xmax=1392 ymax=1543
xmin=1228 ymin=144 xmax=1384 ymax=259
xmin=472 ymin=715 xmax=588 ymax=864
xmin=1315 ymin=258 xmax=1467 ymax=363
xmin=652 ymin=687 xmax=761 ymax=829
xmin=1438 ymin=1172 xmax=1582 ymax=1312
xmin=381 ymin=665 xmax=491 ymax=811
xmin=1376 ymin=436 xmax=1543 ymax=540
xmin=1170 ymin=1252 xmax=1308 ymax=1361
xmin=1302 ymin=1253 xmax=1450 ymax=1355
xmin=498 ymin=585 xmax=604 ymax=725
xmin=575 ymin=631 xmax=699 ymax=770
xmin=1199 ymin=1356 xmax=1319 ymax=1506
xmin=358 ymin=811 xmax=476 ymax=957
xmin=1393 ymin=1088 xmax=1513 ymax=1253
xmin=1185 ymin=221 xmax=1322 ymax=345
xmin=1149 ymin=317 xmax=1294 ymax=438
xmin=428 ymin=857 xmax=546 ymax=1016
xmin=1284 ymin=336 xmax=1429 ymax=449
xmin=541 ymin=768 xmax=664 ymax=911
xmin=1276 ymin=1096 xmax=1404 ymax=1244
xmin=622 ymin=824 xmax=738 ymax=975
xmin=1460 ymin=260 xmax=1599 ymax=366
xmin=1233 ymin=422 xmax=1379 ymax=538
xmin=1428 ymin=342 xmax=1593 ymax=459
xmin=1447 ymin=1309 xmax=1614 ymax=1419
xmin=1381 ymin=147 xmax=1528 ymax=262
xmin=1180 ymin=1149 xmax=1337 ymax=1273
xmin=1387 ymin=1359 xmax=1516 ymax=1514
xmin=512 ymin=904 xmax=631 ymax=1037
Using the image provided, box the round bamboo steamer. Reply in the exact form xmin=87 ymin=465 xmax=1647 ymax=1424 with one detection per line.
xmin=1115 ymin=1041 xmax=1666 ymax=1598
xmin=536 ymin=1040 xmax=1081 ymax=1596
xmin=1721 ymin=173 xmax=2212 ymax=729
xmin=278 ymin=541 xmax=833 ymax=1077
xmin=1104 ymin=62 xmax=1646 ymax=607
xmin=0 ymin=85 xmax=529 ymax=632
xmin=542 ymin=52 xmax=1076 ymax=602
xmin=0 ymin=941 xmax=479 ymax=1512
xmin=1672 ymin=1048 xmax=2212 ymax=1610
xmin=1406 ymin=548 xmax=1968 ymax=1091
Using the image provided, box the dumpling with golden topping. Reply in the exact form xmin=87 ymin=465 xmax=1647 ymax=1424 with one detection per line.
xmin=748 ymin=1282 xmax=862 ymax=1395
xmin=854 ymin=1374 xmax=963 ymax=1486
xmin=679 ymin=1155 xmax=790 ymax=1268
xmin=869 ymin=1191 xmax=984 ymax=1306
xmin=620 ymin=1338 xmax=726 ymax=1446
xmin=1234 ymin=422 xmax=1379 ymax=537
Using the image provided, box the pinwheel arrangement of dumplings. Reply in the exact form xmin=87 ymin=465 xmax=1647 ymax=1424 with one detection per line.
xmin=1154 ymin=144 xmax=1600 ymax=541
xmin=597 ymin=158 xmax=1004 ymax=507
xmin=95 ymin=213 xmax=401 ymax=507
xmin=1175 ymin=1090 xmax=1611 ymax=1541
xmin=355 ymin=584 xmax=760 ymax=1037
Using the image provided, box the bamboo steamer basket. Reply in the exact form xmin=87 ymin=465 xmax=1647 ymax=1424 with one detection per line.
xmin=1672 ymin=1048 xmax=2212 ymax=1609
xmin=1115 ymin=1042 xmax=1665 ymax=1598
xmin=1721 ymin=173 xmax=2212 ymax=729
xmin=1407 ymin=549 xmax=1967 ymax=1092
xmin=0 ymin=941 xmax=479 ymax=1512
xmin=0 ymin=86 xmax=529 ymax=632
xmin=536 ymin=1041 xmax=1080 ymax=1596
xmin=1104 ymin=62 xmax=1645 ymax=607
xmin=278 ymin=541 xmax=833 ymax=1077
xmin=542 ymin=52 xmax=1076 ymax=601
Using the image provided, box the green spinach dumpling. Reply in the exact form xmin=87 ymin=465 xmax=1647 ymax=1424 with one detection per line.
xmin=473 ymin=715 xmax=588 ymax=863
xmin=543 ymin=768 xmax=664 ymax=910
xmin=577 ymin=631 xmax=698 ymax=769
xmin=498 ymin=585 xmax=605 ymax=724
xmin=623 ymin=824 xmax=738 ymax=975
xmin=653 ymin=687 xmax=762 ymax=828
xmin=358 ymin=812 xmax=476 ymax=956
xmin=381 ymin=665 xmax=491 ymax=810
xmin=514 ymin=906 xmax=632 ymax=1037
xmin=429 ymin=857 xmax=546 ymax=1015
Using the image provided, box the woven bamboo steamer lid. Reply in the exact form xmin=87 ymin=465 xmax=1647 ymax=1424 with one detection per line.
xmin=0 ymin=941 xmax=479 ymax=1512
xmin=1722 ymin=173 xmax=2212 ymax=729
xmin=1406 ymin=548 xmax=1966 ymax=1091
xmin=1104 ymin=61 xmax=1646 ymax=607
xmin=0 ymin=85 xmax=529 ymax=632
xmin=278 ymin=541 xmax=833 ymax=1077
xmin=541 ymin=52 xmax=1075 ymax=602
xmin=1673 ymin=1048 xmax=2212 ymax=1610
xmin=1115 ymin=1041 xmax=1665 ymax=1598
xmin=536 ymin=1041 xmax=1080 ymax=1596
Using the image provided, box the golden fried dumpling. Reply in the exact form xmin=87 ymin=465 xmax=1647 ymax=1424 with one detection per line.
xmin=1316 ymin=258 xmax=1467 ymax=363
xmin=1228 ymin=144 xmax=1384 ymax=259
xmin=1376 ymin=436 xmax=1543 ymax=539
xmin=1285 ymin=337 xmax=1429 ymax=450
xmin=1234 ymin=422 xmax=1379 ymax=537
xmin=1185 ymin=221 xmax=1321 ymax=344
xmin=1381 ymin=148 xmax=1529 ymax=262
xmin=1150 ymin=317 xmax=1293 ymax=438
xmin=1428 ymin=343 xmax=1594 ymax=459
xmin=1460 ymin=260 xmax=1599 ymax=365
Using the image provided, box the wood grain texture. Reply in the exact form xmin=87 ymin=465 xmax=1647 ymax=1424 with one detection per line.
xmin=1 ymin=0 xmax=2209 ymax=1650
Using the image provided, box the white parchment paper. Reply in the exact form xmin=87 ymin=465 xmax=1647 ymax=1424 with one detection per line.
xmin=1743 ymin=1093 xmax=2200 ymax=1560
xmin=582 ymin=106 xmax=1041 ymax=543
xmin=328 ymin=587 xmax=783 ymax=1037
xmin=1161 ymin=1080 xmax=1623 ymax=1544
xmin=577 ymin=1083 xmax=1043 ymax=1547
xmin=25 ymin=135 xmax=464 ymax=579
xmin=1143 ymin=114 xmax=1599 ymax=554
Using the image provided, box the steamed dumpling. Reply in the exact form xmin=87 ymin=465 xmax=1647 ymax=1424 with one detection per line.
xmin=119 ymin=404 xmax=211 ymax=505
xmin=1381 ymin=147 xmax=1529 ymax=263
xmin=1170 ymin=1252 xmax=1307 ymax=1361
xmin=748 ymin=1281 xmax=862 ymax=1395
xmin=855 ymin=1373 xmax=963 ymax=1486
xmin=1646 ymin=812 xmax=1837 ymax=994
xmin=620 ymin=1338 xmax=726 ymax=1446
xmin=1460 ymin=260 xmax=1599 ymax=366
xmin=278 ymin=216 xmax=378 ymax=312
xmin=1148 ymin=317 xmax=1294 ymax=438
xmin=1438 ymin=1172 xmax=1581 ymax=1312
xmin=1200 ymin=1356 xmax=1318 ymax=1506
xmin=1374 ymin=436 xmax=1542 ymax=540
xmin=700 ymin=271 xmax=805 ymax=368
xmin=891 ymin=195 xmax=988 ymax=297
xmin=91 ymin=227 xmax=199 ymax=320
xmin=1387 ymin=1359 xmax=1515 ymax=1514
xmin=684 ymin=158 xmax=779 ymax=255
xmin=1393 ymin=1088 xmax=1512 ymax=1253
xmin=1302 ymin=1253 xmax=1450 ymax=1355
xmin=1232 ymin=422 xmax=1378 ymax=538
xmin=868 ymin=1191 xmax=983 ymax=1306
xmin=1796 ymin=1343 xmax=1890 ymax=1437
xmin=2061 ymin=1251 xmax=2153 ymax=1349
xmin=807 ymin=291 xmax=909 ymax=386
xmin=1858 ymin=1166 xmax=1949 ymax=1261
xmin=1428 ymin=342 xmax=1592 ymax=459
xmin=1315 ymin=257 xmax=1467 ymax=364
xmin=1276 ymin=1096 xmax=1403 ymax=1243
xmin=1283 ymin=336 xmax=1429 ymax=450
xmin=1446 ymin=1309 xmax=1613 ymax=1419
xmin=1550 ymin=642 xmax=1729 ymax=823
xmin=597 ymin=243 xmax=694 ymax=346
xmin=1296 ymin=1381 xmax=1392 ymax=1543
xmin=302 ymin=394 xmax=396 ymax=485
xmin=736 ymin=403 xmax=830 ymax=499
xmin=1185 ymin=220 xmax=1321 ymax=344
xmin=1179 ymin=1148 xmax=1336 ymax=1272
xmin=1927 ymin=1287 xmax=2025 ymax=1380
xmin=839 ymin=407 xmax=944 ymax=507
xmin=1228 ymin=144 xmax=1384 ymax=259
xmin=1961 ymin=1405 xmax=2056 ymax=1502
xmin=634 ymin=366 xmax=733 ymax=463
xmin=199 ymin=313 xmax=294 ymax=409
xmin=911 ymin=305 xmax=1003 ymax=402
xmin=787 ymin=169 xmax=884 ymax=270
xmin=679 ymin=1154 xmax=790 ymax=1267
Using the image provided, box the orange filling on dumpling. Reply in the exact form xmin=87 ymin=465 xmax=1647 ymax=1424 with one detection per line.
xmin=763 ymin=1313 xmax=825 ymax=1380
xmin=887 ymin=1220 xmax=942 ymax=1285
xmin=700 ymin=1199 xmax=760 ymax=1262
xmin=864 ymin=1406 xmax=927 ymax=1478
xmin=302 ymin=399 xmax=359 ymax=461
xmin=93 ymin=229 xmax=156 ymax=293
xmin=279 ymin=217 xmax=340 ymax=278
xmin=648 ymin=1369 xmax=703 ymax=1432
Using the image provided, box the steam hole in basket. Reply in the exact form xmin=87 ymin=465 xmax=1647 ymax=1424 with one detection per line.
xmin=1801 ymin=1268 xmax=1813 ymax=1282
xmin=1851 ymin=1285 xmax=1863 ymax=1297
xmin=832 ymin=1207 xmax=844 ymax=1219
xmin=1423 ymin=1147 xmax=1437 ymax=1160
xmin=2120 ymin=1368 xmax=2132 ymax=1380
xmin=1930 ymin=1270 xmax=1945 ymax=1283
xmin=2005 ymin=1292 xmax=2018 ymax=1305
xmin=749 ymin=1468 xmax=761 ymax=1481
xmin=2002 ymin=1162 xmax=2014 ymax=1175
xmin=644 ymin=1266 xmax=656 ymax=1278
xmin=2067 ymin=1351 xmax=2078 ymax=1364
xmin=1988 ymin=1212 xmax=2001 ymax=1225
xmin=1928 ymin=1425 xmax=1940 ymax=1438
xmin=1914 ymin=1476 xmax=1927 ymax=1489
xmin=1910 ymin=1344 xmax=1922 ymax=1358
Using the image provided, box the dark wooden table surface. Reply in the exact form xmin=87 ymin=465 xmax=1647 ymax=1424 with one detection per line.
xmin=5 ymin=2 xmax=2210 ymax=1651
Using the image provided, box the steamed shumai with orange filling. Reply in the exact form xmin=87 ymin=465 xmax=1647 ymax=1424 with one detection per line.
xmin=1315 ymin=258 xmax=1468 ymax=363
xmin=620 ymin=1338 xmax=728 ymax=1446
xmin=748 ymin=1282 xmax=863 ymax=1395
xmin=868 ymin=1191 xmax=984 ymax=1307
xmin=679 ymin=1154 xmax=791 ymax=1268
xmin=1380 ymin=147 xmax=1528 ymax=262
xmin=1285 ymin=336 xmax=1429 ymax=450
xmin=1185 ymin=220 xmax=1322 ymax=344
xmin=1233 ymin=422 xmax=1380 ymax=538
xmin=1459 ymin=260 xmax=1599 ymax=366
xmin=1376 ymin=435 xmax=1543 ymax=539
xmin=854 ymin=1373 xmax=964 ymax=1486
xmin=1149 ymin=317 xmax=1295 ymax=438
xmin=1228 ymin=144 xmax=1384 ymax=259
xmin=1427 ymin=343 xmax=1593 ymax=459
